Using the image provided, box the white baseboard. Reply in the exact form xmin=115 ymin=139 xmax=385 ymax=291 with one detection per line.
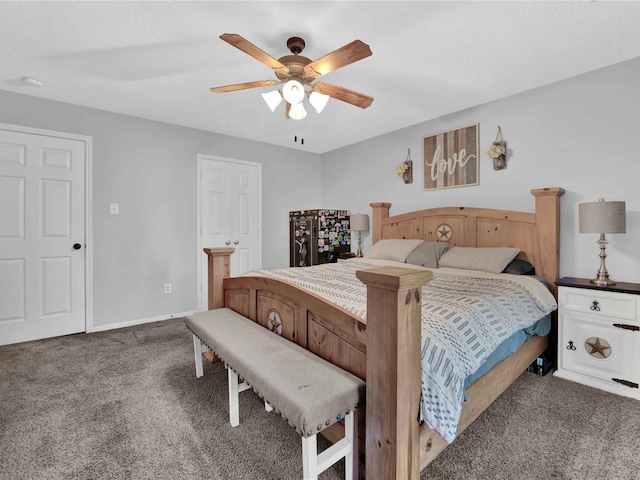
xmin=88 ymin=310 xmax=197 ymax=333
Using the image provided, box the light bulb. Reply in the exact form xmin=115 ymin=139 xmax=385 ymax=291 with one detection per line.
xmin=261 ymin=90 xmax=282 ymax=112
xmin=282 ymin=80 xmax=305 ymax=104
xmin=288 ymin=102 xmax=307 ymax=120
xmin=309 ymin=91 xmax=329 ymax=114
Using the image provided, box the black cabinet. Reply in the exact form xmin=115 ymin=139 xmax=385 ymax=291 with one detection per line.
xmin=289 ymin=210 xmax=351 ymax=267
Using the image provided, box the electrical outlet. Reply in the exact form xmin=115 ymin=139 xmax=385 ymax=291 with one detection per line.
xmin=164 ymin=283 xmax=172 ymax=294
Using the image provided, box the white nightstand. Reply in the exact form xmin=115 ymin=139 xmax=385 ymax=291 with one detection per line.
xmin=555 ymin=277 xmax=640 ymax=400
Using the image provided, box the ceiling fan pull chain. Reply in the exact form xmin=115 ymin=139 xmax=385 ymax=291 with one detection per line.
xmin=293 ymin=117 xmax=306 ymax=145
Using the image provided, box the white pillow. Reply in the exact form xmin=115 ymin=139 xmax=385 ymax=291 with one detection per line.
xmin=364 ymin=239 xmax=425 ymax=263
xmin=437 ymin=246 xmax=520 ymax=274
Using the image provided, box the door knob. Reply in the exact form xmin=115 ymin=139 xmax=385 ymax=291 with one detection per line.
xmin=73 ymin=243 xmax=82 ymax=250
xmin=234 ymin=240 xmax=239 ymax=245
xmin=225 ymin=240 xmax=231 ymax=245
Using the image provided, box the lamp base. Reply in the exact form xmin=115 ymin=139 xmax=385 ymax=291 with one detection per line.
xmin=591 ymin=233 xmax=616 ymax=286
xmin=590 ymin=276 xmax=616 ymax=287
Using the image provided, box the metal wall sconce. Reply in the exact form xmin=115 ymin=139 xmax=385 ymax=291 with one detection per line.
xmin=487 ymin=126 xmax=507 ymax=170
xmin=396 ymin=148 xmax=413 ymax=184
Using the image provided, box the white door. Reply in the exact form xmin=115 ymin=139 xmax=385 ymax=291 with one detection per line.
xmin=0 ymin=128 xmax=86 ymax=345
xmin=199 ymin=156 xmax=261 ymax=311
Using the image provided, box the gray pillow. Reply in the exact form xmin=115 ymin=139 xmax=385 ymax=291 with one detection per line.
xmin=405 ymin=242 xmax=449 ymax=268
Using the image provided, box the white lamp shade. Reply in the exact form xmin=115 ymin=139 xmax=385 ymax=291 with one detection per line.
xmin=261 ymin=90 xmax=282 ymax=112
xmin=579 ymin=199 xmax=626 ymax=234
xmin=309 ymin=91 xmax=330 ymax=114
xmin=350 ymin=214 xmax=369 ymax=232
xmin=288 ymin=102 xmax=307 ymax=120
xmin=282 ymin=79 xmax=305 ymax=104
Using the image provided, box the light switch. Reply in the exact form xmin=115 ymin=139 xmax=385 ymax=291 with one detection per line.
xmin=110 ymin=203 xmax=119 ymax=215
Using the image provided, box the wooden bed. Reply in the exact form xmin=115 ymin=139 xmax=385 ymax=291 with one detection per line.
xmin=203 ymin=187 xmax=565 ymax=479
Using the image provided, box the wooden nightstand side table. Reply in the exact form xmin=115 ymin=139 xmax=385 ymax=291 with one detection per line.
xmin=554 ymin=277 xmax=640 ymax=400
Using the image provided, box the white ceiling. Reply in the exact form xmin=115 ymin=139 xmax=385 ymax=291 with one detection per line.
xmin=2 ymin=1 xmax=640 ymax=154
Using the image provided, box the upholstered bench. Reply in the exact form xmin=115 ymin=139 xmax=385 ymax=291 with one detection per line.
xmin=185 ymin=308 xmax=365 ymax=480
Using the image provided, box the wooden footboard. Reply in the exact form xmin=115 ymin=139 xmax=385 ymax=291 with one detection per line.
xmin=208 ymin=255 xmax=432 ymax=478
xmin=217 ymin=274 xmax=369 ymax=379
xmin=203 ymin=187 xmax=564 ymax=480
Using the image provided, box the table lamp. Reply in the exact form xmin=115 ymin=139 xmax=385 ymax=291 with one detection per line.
xmin=350 ymin=214 xmax=369 ymax=258
xmin=578 ymin=198 xmax=626 ymax=286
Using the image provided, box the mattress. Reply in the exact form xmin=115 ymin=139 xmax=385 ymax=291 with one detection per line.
xmin=248 ymin=259 xmax=557 ymax=443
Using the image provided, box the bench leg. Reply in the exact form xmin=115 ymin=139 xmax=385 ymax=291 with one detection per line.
xmin=192 ymin=335 xmax=204 ymax=378
xmin=345 ymin=411 xmax=356 ymax=480
xmin=228 ymin=367 xmax=240 ymax=427
xmin=302 ymin=411 xmax=357 ymax=480
xmin=302 ymin=434 xmax=319 ymax=480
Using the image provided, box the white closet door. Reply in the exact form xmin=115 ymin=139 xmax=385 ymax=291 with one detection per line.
xmin=200 ymin=157 xmax=261 ymax=311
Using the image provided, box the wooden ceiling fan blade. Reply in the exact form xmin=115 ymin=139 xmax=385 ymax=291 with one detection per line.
xmin=303 ymin=40 xmax=372 ymax=78
xmin=210 ymin=80 xmax=280 ymax=93
xmin=220 ymin=33 xmax=288 ymax=74
xmin=313 ymin=82 xmax=373 ymax=109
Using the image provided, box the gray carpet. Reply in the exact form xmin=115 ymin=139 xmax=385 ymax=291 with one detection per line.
xmin=1 ymin=319 xmax=639 ymax=480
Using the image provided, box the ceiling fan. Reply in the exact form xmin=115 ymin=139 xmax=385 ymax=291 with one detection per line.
xmin=210 ymin=34 xmax=374 ymax=119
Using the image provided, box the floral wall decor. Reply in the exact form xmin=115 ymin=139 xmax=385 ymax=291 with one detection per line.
xmin=423 ymin=124 xmax=478 ymax=190
xmin=487 ymin=126 xmax=507 ymax=170
xmin=396 ymin=148 xmax=413 ymax=184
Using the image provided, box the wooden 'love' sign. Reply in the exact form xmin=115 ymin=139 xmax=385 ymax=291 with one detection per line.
xmin=423 ymin=123 xmax=478 ymax=190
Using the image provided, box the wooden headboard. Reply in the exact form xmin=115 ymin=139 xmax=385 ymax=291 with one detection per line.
xmin=370 ymin=187 xmax=565 ymax=298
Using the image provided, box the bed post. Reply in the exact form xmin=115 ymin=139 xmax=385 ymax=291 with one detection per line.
xmin=356 ymin=266 xmax=433 ymax=480
xmin=203 ymin=247 xmax=235 ymax=310
xmin=370 ymin=202 xmax=391 ymax=245
xmin=530 ymin=187 xmax=565 ymax=299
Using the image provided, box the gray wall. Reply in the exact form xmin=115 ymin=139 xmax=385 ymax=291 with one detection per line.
xmin=321 ymin=57 xmax=640 ymax=283
xmin=0 ymin=91 xmax=321 ymax=328
xmin=3 ymin=55 xmax=639 ymax=331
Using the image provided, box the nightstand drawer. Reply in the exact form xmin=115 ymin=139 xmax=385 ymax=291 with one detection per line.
xmin=561 ymin=312 xmax=635 ymax=383
xmin=560 ymin=288 xmax=637 ymax=322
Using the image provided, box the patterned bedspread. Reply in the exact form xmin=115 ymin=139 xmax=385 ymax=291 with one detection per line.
xmin=248 ymin=259 xmax=557 ymax=443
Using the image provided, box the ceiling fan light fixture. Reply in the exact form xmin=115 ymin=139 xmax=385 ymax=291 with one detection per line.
xmin=261 ymin=90 xmax=282 ymax=112
xmin=288 ymin=102 xmax=307 ymax=120
xmin=282 ymin=79 xmax=305 ymax=104
xmin=309 ymin=91 xmax=330 ymax=114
